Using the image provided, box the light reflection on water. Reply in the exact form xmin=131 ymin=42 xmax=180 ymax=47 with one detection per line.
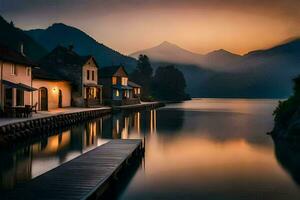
xmin=1 ymin=99 xmax=300 ymax=200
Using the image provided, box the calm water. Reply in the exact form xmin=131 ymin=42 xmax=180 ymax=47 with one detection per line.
xmin=1 ymin=99 xmax=300 ymax=199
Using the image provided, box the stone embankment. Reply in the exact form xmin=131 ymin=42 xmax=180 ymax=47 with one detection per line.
xmin=0 ymin=102 xmax=165 ymax=145
xmin=0 ymin=108 xmax=111 ymax=145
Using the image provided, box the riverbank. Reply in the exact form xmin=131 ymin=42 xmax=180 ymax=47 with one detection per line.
xmin=271 ymin=108 xmax=300 ymax=140
xmin=0 ymin=102 xmax=164 ymax=146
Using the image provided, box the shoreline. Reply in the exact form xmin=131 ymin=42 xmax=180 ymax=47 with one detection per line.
xmin=0 ymin=102 xmax=165 ymax=147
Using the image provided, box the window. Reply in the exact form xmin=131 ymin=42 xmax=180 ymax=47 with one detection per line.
xmin=26 ymin=67 xmax=31 ymax=76
xmin=115 ymin=89 xmax=119 ymax=97
xmin=92 ymin=71 xmax=95 ymax=81
xmin=87 ymin=70 xmax=90 ymax=80
xmin=11 ymin=64 xmax=16 ymax=75
xmin=112 ymin=77 xmax=117 ymax=85
xmin=121 ymin=77 xmax=128 ymax=86
xmin=137 ymin=88 xmax=141 ymax=94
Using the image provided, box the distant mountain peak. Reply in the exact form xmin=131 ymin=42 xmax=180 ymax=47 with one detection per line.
xmin=155 ymin=41 xmax=184 ymax=50
xmin=159 ymin=41 xmax=176 ymax=46
xmin=206 ymin=49 xmax=239 ymax=57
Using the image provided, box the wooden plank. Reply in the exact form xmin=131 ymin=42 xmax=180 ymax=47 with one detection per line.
xmin=4 ymin=139 xmax=142 ymax=200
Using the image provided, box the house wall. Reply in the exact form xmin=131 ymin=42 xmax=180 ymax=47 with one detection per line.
xmin=0 ymin=60 xmax=32 ymax=107
xmin=32 ymin=79 xmax=71 ymax=110
xmin=82 ymin=58 xmax=98 ymax=98
xmin=100 ymin=67 xmax=128 ymax=102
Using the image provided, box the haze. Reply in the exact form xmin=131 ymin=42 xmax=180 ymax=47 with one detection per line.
xmin=1 ymin=0 xmax=300 ymax=55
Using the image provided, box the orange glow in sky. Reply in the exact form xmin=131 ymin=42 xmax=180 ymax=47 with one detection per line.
xmin=1 ymin=0 xmax=300 ymax=55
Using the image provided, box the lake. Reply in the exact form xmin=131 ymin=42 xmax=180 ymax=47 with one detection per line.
xmin=1 ymin=98 xmax=300 ymax=199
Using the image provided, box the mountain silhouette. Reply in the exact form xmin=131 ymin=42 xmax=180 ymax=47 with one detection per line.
xmin=26 ymin=23 xmax=137 ymax=71
xmin=133 ymin=39 xmax=300 ymax=98
xmin=0 ymin=16 xmax=48 ymax=61
xmin=131 ymin=42 xmax=244 ymax=72
xmin=2 ymin=14 xmax=300 ymax=98
xmin=131 ymin=41 xmax=203 ymax=66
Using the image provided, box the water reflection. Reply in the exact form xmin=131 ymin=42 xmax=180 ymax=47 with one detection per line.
xmin=0 ymin=111 xmax=157 ymax=191
xmin=274 ymin=139 xmax=300 ymax=186
xmin=1 ymin=99 xmax=300 ymax=200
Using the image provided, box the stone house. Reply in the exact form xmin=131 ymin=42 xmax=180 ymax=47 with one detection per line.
xmin=39 ymin=46 xmax=102 ymax=108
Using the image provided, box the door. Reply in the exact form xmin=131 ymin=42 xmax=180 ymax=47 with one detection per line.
xmin=4 ymin=88 xmax=13 ymax=107
xmin=39 ymin=87 xmax=48 ymax=111
xmin=58 ymin=90 xmax=62 ymax=108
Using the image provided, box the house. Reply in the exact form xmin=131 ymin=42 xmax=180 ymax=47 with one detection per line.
xmin=32 ymin=67 xmax=72 ymax=111
xmin=0 ymin=44 xmax=37 ymax=110
xmin=128 ymin=81 xmax=141 ymax=98
xmin=100 ymin=65 xmax=141 ymax=106
xmin=39 ymin=46 xmax=102 ymax=108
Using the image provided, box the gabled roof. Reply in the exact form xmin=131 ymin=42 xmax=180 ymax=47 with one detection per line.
xmin=0 ymin=43 xmax=36 ymax=66
xmin=128 ymin=81 xmax=141 ymax=88
xmin=40 ymin=45 xmax=89 ymax=69
xmin=100 ymin=65 xmax=128 ymax=78
xmin=38 ymin=45 xmax=99 ymax=81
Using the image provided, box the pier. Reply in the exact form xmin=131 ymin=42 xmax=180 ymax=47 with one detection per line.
xmin=4 ymin=139 xmax=144 ymax=200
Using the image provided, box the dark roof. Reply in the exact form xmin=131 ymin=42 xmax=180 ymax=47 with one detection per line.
xmin=38 ymin=45 xmax=98 ymax=81
xmin=128 ymin=81 xmax=141 ymax=88
xmin=0 ymin=44 xmax=37 ymax=66
xmin=32 ymin=67 xmax=68 ymax=81
xmin=100 ymin=65 xmax=128 ymax=77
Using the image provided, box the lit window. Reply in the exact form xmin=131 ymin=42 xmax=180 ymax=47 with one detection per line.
xmin=11 ymin=64 xmax=16 ymax=75
xmin=137 ymin=88 xmax=141 ymax=94
xmin=112 ymin=77 xmax=117 ymax=85
xmin=87 ymin=70 xmax=90 ymax=80
xmin=116 ymin=90 xmax=119 ymax=97
xmin=26 ymin=67 xmax=31 ymax=76
xmin=121 ymin=77 xmax=128 ymax=86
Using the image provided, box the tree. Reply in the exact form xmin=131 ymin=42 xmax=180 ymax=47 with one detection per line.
xmin=152 ymin=65 xmax=189 ymax=101
xmin=136 ymin=54 xmax=153 ymax=77
xmin=273 ymin=75 xmax=300 ymax=126
xmin=130 ymin=55 xmax=153 ymax=100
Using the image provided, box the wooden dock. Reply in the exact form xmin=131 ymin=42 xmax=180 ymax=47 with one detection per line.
xmin=4 ymin=139 xmax=143 ymax=200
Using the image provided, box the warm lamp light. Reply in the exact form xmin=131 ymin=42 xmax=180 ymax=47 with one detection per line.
xmin=52 ymin=87 xmax=58 ymax=94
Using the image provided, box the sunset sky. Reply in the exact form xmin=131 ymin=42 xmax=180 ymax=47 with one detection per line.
xmin=1 ymin=0 xmax=300 ymax=55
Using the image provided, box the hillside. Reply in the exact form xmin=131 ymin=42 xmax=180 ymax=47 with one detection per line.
xmin=26 ymin=23 xmax=137 ymax=71
xmin=0 ymin=16 xmax=48 ymax=61
xmin=131 ymin=41 xmax=203 ymax=66
xmin=131 ymin=42 xmax=243 ymax=72
xmin=134 ymin=39 xmax=300 ymax=98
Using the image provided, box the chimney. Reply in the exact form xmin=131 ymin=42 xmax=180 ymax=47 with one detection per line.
xmin=20 ymin=43 xmax=25 ymax=56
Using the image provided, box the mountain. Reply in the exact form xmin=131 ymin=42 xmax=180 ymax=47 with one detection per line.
xmin=131 ymin=41 xmax=203 ymax=66
xmin=202 ymin=49 xmax=243 ymax=71
xmin=0 ymin=16 xmax=48 ymax=61
xmin=133 ymin=39 xmax=300 ymax=98
xmin=26 ymin=23 xmax=137 ymax=71
xmin=199 ymin=39 xmax=300 ymax=98
xmin=131 ymin=41 xmax=243 ymax=72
